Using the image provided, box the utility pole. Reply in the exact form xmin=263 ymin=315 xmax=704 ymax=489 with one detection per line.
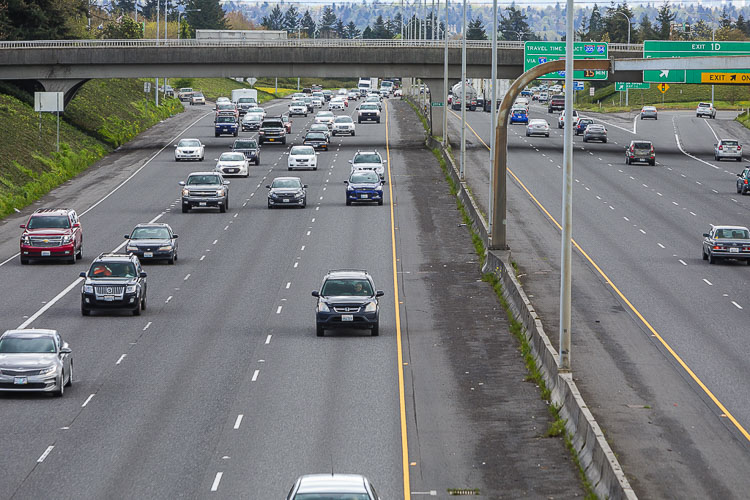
xmin=559 ymin=0 xmax=575 ymax=371
xmin=460 ymin=0 xmax=466 ymax=179
xmin=155 ymin=0 xmax=160 ymax=107
xmin=442 ymin=0 xmax=448 ymax=147
xmin=489 ymin=0 xmax=497 ymax=228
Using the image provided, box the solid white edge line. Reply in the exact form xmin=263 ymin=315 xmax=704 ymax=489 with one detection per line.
xmin=210 ymin=472 xmax=223 ymax=492
xmin=704 ymin=119 xmax=720 ymax=142
xmin=116 ymin=354 xmax=127 ymax=365
xmin=17 ymin=278 xmax=83 ymax=329
xmin=37 ymin=446 xmax=54 ymax=463
xmin=233 ymin=414 xmax=243 ymax=430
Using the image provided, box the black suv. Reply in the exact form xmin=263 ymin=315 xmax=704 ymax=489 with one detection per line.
xmin=233 ymin=138 xmax=261 ymax=165
xmin=80 ymin=253 xmax=147 ymax=316
xmin=258 ymin=117 xmax=287 ymax=145
xmin=311 ymin=270 xmax=384 ymax=337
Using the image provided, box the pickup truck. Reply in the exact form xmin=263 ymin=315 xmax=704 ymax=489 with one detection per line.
xmin=215 ymin=115 xmax=239 ymax=137
xmin=177 ymin=88 xmax=194 ymax=101
xmin=258 ymin=117 xmax=287 ymax=145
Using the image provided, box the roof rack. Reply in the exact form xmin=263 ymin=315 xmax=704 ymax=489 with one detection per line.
xmin=327 ymin=269 xmax=369 ymax=274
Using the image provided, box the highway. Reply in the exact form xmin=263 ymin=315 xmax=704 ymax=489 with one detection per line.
xmin=0 ymin=96 xmax=583 ymax=499
xmin=446 ymin=101 xmax=750 ymax=496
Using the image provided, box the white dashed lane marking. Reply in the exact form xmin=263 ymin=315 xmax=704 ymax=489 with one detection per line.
xmin=703 ymin=279 xmax=713 ymax=286
xmin=211 ymin=472 xmax=223 ymax=492
xmin=81 ymin=394 xmax=95 ymax=407
xmin=252 ymin=370 xmax=260 ymax=382
xmin=116 ymin=354 xmax=127 ymax=365
xmin=37 ymin=446 xmax=54 ymax=463
xmin=233 ymin=414 xmax=243 ymax=430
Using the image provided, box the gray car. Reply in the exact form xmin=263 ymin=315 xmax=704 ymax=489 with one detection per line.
xmin=286 ymin=473 xmax=380 ymax=500
xmin=583 ymin=123 xmax=607 ymax=143
xmin=640 ymin=106 xmax=658 ymax=120
xmin=626 ymin=140 xmax=655 ymax=165
xmin=702 ymin=225 xmax=750 ymax=265
xmin=179 ymin=172 xmax=230 ymax=213
xmin=0 ymin=329 xmax=72 ymax=397
xmin=714 ymin=139 xmax=742 ymax=162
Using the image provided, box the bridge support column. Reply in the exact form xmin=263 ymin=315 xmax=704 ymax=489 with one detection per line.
xmin=423 ymin=78 xmax=445 ymax=139
xmin=38 ymin=79 xmax=89 ymax=108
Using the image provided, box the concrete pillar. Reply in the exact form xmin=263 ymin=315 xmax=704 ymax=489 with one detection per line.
xmin=423 ymin=78 xmax=445 ymax=138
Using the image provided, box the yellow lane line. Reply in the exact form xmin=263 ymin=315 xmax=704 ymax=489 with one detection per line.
xmin=448 ymin=109 xmax=750 ymax=443
xmin=386 ymin=101 xmax=412 ymax=499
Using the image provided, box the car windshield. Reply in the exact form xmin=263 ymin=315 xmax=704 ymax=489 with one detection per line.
xmin=234 ymin=140 xmax=257 ymax=149
xmin=217 ymin=104 xmax=234 ymax=110
xmin=247 ymin=108 xmax=264 ymax=114
xmin=178 ymin=139 xmax=200 ymax=147
xmin=715 ymin=228 xmax=750 ymax=239
xmin=238 ymin=98 xmax=255 ymax=103
xmin=187 ymin=175 xmax=221 ymax=185
xmin=334 ymin=117 xmax=353 ymax=123
xmin=293 ymin=495 xmax=370 ymax=500
xmin=220 ymin=153 xmax=245 ymax=162
xmin=306 ymin=133 xmax=327 ymax=140
xmin=633 ymin=142 xmax=652 ymax=149
xmin=530 ymin=120 xmax=547 ymax=125
xmin=131 ymin=227 xmax=170 ymax=239
xmin=244 ymin=115 xmax=262 ymax=122
xmin=263 ymin=121 xmax=284 ymax=128
xmin=311 ymin=125 xmax=328 ymax=131
xmin=699 ymin=103 xmax=711 ymax=107
xmin=27 ymin=215 xmax=70 ymax=229
xmin=291 ymin=146 xmax=315 ymax=156
xmin=193 ymin=92 xmax=203 ymax=97
xmin=644 ymin=107 xmax=656 ymax=111
xmin=321 ymin=278 xmax=374 ymax=296
xmin=513 ymin=110 xmax=527 ymax=115
xmin=354 ymin=154 xmax=381 ymax=164
xmin=587 ymin=125 xmax=605 ymax=131
xmin=580 ymin=119 xmax=593 ymax=125
xmin=317 ymin=112 xmax=334 ymax=118
xmin=89 ymin=262 xmax=137 ymax=278
xmin=721 ymin=140 xmax=739 ymax=146
xmin=0 ymin=337 xmax=56 ymax=353
xmin=361 ymin=104 xmax=378 ymax=110
xmin=271 ymin=179 xmax=302 ymax=189
xmin=350 ymin=171 xmax=379 ymax=183
xmin=217 ymin=116 xmax=235 ymax=123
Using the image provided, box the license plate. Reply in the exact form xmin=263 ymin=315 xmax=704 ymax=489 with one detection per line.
xmin=268 ymin=138 xmax=275 ymax=142
xmin=283 ymin=199 xmax=290 ymax=203
xmin=342 ymin=314 xmax=354 ymax=322
xmin=361 ymin=194 xmax=369 ymax=199
xmin=144 ymin=252 xmax=153 ymax=258
xmin=730 ymin=247 xmax=739 ymax=253
xmin=103 ymin=295 xmax=115 ymax=301
xmin=14 ymin=377 xmax=27 ymax=385
xmin=199 ymin=202 xmax=207 ymax=206
xmin=41 ymin=251 xmax=51 ymax=257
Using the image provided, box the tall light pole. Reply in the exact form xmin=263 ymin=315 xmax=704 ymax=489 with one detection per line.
xmin=401 ymin=0 xmax=404 ymax=40
xmin=459 ymin=0 xmax=466 ymax=179
xmin=177 ymin=9 xmax=200 ymax=40
xmin=559 ymin=0 xmax=575 ymax=371
xmin=613 ymin=11 xmax=631 ymax=106
xmin=155 ymin=0 xmax=160 ymax=107
xmin=442 ymin=0 xmax=449 ymax=147
xmin=489 ymin=0 xmax=497 ymax=229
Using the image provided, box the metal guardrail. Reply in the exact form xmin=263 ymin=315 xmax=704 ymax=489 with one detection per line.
xmin=0 ymin=38 xmax=644 ymax=52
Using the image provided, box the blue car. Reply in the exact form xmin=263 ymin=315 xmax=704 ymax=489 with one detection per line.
xmin=510 ymin=108 xmax=529 ymax=124
xmin=345 ymin=170 xmax=384 ymax=206
xmin=521 ymin=89 xmax=532 ymax=96
xmin=215 ymin=115 xmax=239 ymax=137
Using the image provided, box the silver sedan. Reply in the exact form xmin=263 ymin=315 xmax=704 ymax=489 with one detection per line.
xmin=526 ymin=119 xmax=550 ymax=137
xmin=0 ymin=329 xmax=73 ymax=397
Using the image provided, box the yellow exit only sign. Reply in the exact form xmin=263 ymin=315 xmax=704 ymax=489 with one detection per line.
xmin=701 ymin=72 xmax=750 ymax=84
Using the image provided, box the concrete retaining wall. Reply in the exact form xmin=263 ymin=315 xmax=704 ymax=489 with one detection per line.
xmin=422 ymin=129 xmax=637 ymax=500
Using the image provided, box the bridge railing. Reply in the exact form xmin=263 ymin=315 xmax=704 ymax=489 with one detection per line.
xmin=0 ymin=38 xmax=644 ymax=52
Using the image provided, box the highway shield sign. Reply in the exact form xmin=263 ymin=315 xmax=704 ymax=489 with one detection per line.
xmin=524 ymin=42 xmax=608 ymax=80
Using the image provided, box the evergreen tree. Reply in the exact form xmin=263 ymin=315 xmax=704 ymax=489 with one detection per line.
xmin=499 ymin=6 xmax=533 ymax=41
xmin=261 ymin=5 xmax=284 ymax=31
xmin=283 ymin=6 xmax=300 ymax=35
xmin=604 ymin=2 xmax=634 ymax=43
xmin=362 ymin=25 xmax=374 ymax=39
xmin=140 ymin=0 xmax=159 ymax=20
xmin=114 ymin=0 xmax=136 ymax=13
xmin=0 ymin=0 xmax=89 ymax=40
xmin=587 ymin=5 xmax=604 ymax=40
xmin=371 ymin=15 xmax=390 ymax=39
xmin=345 ymin=21 xmax=361 ymax=39
xmin=334 ymin=19 xmax=346 ymax=38
xmin=735 ymin=14 xmax=747 ymax=36
xmin=719 ymin=6 xmax=732 ymax=28
xmin=637 ymin=15 xmax=658 ymax=43
xmin=186 ymin=0 xmax=227 ymax=33
xmin=655 ymin=2 xmax=675 ymax=40
xmin=318 ymin=6 xmax=337 ymax=38
xmin=300 ymin=10 xmax=316 ymax=38
xmin=466 ymin=18 xmax=487 ymax=40
xmin=690 ymin=19 xmax=712 ymax=40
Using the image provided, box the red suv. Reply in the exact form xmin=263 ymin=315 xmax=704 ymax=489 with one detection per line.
xmin=19 ymin=208 xmax=83 ymax=264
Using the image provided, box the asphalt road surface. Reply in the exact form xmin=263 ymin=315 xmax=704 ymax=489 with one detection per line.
xmin=446 ymin=101 xmax=750 ymax=497
xmin=0 ymin=97 xmax=583 ymax=499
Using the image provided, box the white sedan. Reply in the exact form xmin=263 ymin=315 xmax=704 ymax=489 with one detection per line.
xmin=214 ymin=152 xmax=249 ymax=177
xmin=289 ymin=102 xmax=308 ymax=117
xmin=288 ymin=145 xmax=318 ymax=171
xmin=328 ymin=98 xmax=346 ymax=111
xmin=314 ymin=111 xmax=336 ymax=128
xmin=174 ymin=138 xmax=205 ymax=161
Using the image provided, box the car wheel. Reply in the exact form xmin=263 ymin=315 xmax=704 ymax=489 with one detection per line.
xmin=182 ymin=205 xmax=189 ymax=213
xmin=200 ymin=156 xmax=204 ymax=162
xmin=20 ymin=257 xmax=29 ymax=265
xmin=603 ymin=139 xmax=607 ymax=143
xmin=346 ymin=199 xmax=352 ymax=206
xmin=220 ymin=201 xmax=227 ymax=213
xmin=377 ymin=119 xmax=381 ymax=123
xmin=737 ymin=184 xmax=742 ymax=194
xmin=703 ymin=248 xmax=708 ymax=260
xmin=76 ymin=244 xmax=83 ymax=259
xmin=316 ymin=325 xmax=324 ymax=337
xmin=371 ymin=324 xmax=379 ymax=336
xmin=378 ymin=199 xmax=384 ymax=206
xmin=54 ymin=372 xmax=64 ymax=397
xmin=625 ymin=158 xmax=630 ymax=165
xmin=352 ymin=131 xmax=355 ymax=136
xmin=583 ymin=138 xmax=587 ymax=142
xmin=81 ymin=305 xmax=90 ymax=316
xmin=215 ymin=133 xmax=219 ymax=137
xmin=68 ymin=254 xmax=76 ymax=264
xmin=650 ymin=160 xmax=656 ymax=166
xmin=65 ymin=362 xmax=73 ymax=387
xmin=708 ymin=252 xmax=716 ymax=265
xmin=168 ymin=253 xmax=175 ymax=265
xmin=132 ymin=299 xmax=141 ymax=316
xmin=141 ymin=292 xmax=147 ymax=310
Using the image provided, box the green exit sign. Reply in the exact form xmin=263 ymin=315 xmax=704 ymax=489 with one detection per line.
xmin=524 ymin=41 xmax=608 ymax=80
xmin=615 ymin=82 xmax=650 ymax=91
xmin=431 ymin=102 xmax=444 ymax=107
xmin=643 ymin=40 xmax=750 ymax=83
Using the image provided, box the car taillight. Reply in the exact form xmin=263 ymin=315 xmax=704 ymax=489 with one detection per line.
xmin=744 ymin=179 xmax=748 ymax=185
xmin=713 ymin=245 xmax=723 ymax=250
xmin=738 ymin=145 xmax=742 ymax=150
xmin=718 ymin=146 xmax=723 ymax=150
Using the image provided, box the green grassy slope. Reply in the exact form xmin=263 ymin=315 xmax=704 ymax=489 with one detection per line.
xmin=168 ymin=78 xmax=277 ymax=102
xmin=575 ymin=82 xmax=750 ymax=111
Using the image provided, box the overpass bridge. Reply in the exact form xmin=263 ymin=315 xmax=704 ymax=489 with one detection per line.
xmin=0 ymin=38 xmax=644 ymax=101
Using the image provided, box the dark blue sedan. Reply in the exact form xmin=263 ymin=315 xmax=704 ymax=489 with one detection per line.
xmin=345 ymin=170 xmax=384 ymax=206
xmin=510 ymin=108 xmax=529 ymax=125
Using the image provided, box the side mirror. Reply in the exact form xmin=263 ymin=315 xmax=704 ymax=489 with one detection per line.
xmin=703 ymin=233 xmax=709 ymax=237
xmin=19 ymin=224 xmax=25 ymax=229
xmin=214 ymin=158 xmax=219 ymax=161
xmin=348 ymin=160 xmax=353 ymax=164
xmin=265 ymin=185 xmax=270 ymax=189
xmin=139 ymin=271 xmax=148 ymax=278
xmin=224 ymin=181 xmax=230 ymax=185
xmin=173 ymin=144 xmax=178 ymax=147
xmin=303 ymin=184 xmax=308 ymax=188
xmin=73 ymin=222 xmax=81 ymax=228
xmin=376 ymin=290 xmax=385 ymax=297
xmin=344 ymin=180 xmax=349 ymax=185
xmin=79 ymin=271 xmax=86 ymax=278
xmin=124 ymin=235 xmax=130 ymax=239
xmin=738 ymin=173 xmax=742 ymax=177
xmin=60 ymin=347 xmax=72 ymax=354
xmin=311 ymin=291 xmax=320 ymax=297
xmin=178 ymin=181 xmax=185 ymax=186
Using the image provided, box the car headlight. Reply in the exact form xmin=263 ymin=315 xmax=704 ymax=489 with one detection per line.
xmin=158 ymin=245 xmax=172 ymax=251
xmin=38 ymin=365 xmax=57 ymax=376
xmin=22 ymin=235 xmax=30 ymax=244
xmin=364 ymin=301 xmax=377 ymax=312
xmin=126 ymin=284 xmax=137 ymax=293
xmin=61 ymin=235 xmax=72 ymax=244
xmin=216 ymin=189 xmax=225 ymax=196
xmin=83 ymin=284 xmax=94 ymax=293
xmin=126 ymin=245 xmax=137 ymax=252
xmin=318 ymin=300 xmax=330 ymax=312
xmin=182 ymin=188 xmax=189 ymax=196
